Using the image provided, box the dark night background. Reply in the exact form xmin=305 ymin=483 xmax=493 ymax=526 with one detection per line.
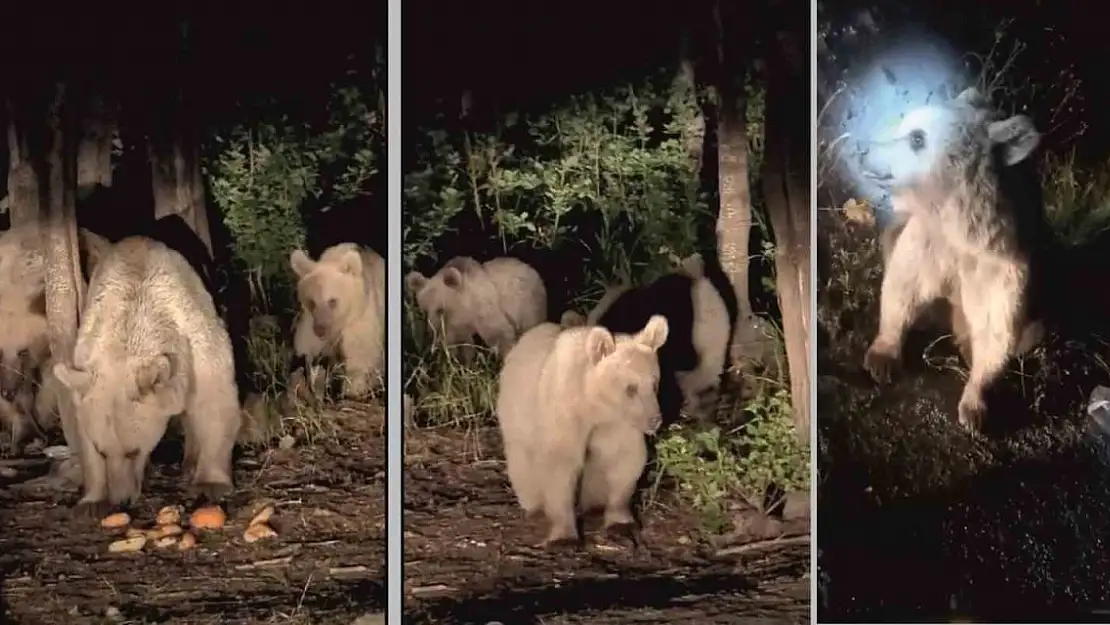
xmin=819 ymin=0 xmax=1110 ymax=621
xmin=0 ymin=0 xmax=385 ymax=259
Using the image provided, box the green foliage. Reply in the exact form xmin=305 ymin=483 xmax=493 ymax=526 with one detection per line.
xmin=207 ymin=82 xmax=383 ymax=284
xmin=403 ymin=66 xmax=723 ymax=288
xmin=1041 ymin=152 xmax=1110 ymax=247
xmin=653 ymin=388 xmax=809 ymax=531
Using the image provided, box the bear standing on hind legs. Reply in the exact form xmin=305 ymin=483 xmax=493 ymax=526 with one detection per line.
xmin=290 ymin=243 xmax=386 ymax=399
xmin=859 ymin=86 xmax=1043 ymax=431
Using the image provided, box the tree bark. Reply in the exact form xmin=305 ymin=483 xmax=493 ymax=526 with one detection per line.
xmin=149 ymin=82 xmax=212 ymax=256
xmin=41 ymin=84 xmax=84 ymax=357
xmin=149 ymin=130 xmax=211 ymax=254
xmin=712 ymin=0 xmax=755 ymax=367
xmin=76 ymin=95 xmax=115 ymax=193
xmin=40 ymin=83 xmax=86 ymax=470
xmin=5 ymin=100 xmax=41 ymax=228
xmin=761 ymin=20 xmax=813 ymax=446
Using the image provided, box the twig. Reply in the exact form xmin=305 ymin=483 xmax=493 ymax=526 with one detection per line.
xmin=713 ymin=534 xmax=809 ymax=557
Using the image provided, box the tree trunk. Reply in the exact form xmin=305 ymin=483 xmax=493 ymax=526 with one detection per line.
xmin=149 ymin=82 xmax=212 ymax=256
xmin=5 ymin=100 xmax=41 ymax=228
xmin=76 ymin=95 xmax=115 ymax=193
xmin=150 ymin=131 xmax=211 ymax=254
xmin=40 ymin=83 xmax=86 ymax=469
xmin=712 ymin=0 xmax=755 ymax=367
xmin=761 ymin=18 xmax=812 ymax=446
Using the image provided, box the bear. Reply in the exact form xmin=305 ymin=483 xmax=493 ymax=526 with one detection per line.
xmin=289 ymin=242 xmax=386 ymax=399
xmin=877 ymin=211 xmax=1044 ymax=364
xmin=52 ymin=236 xmax=242 ymax=517
xmin=858 ymin=86 xmax=1043 ymax=430
xmin=0 ymin=222 xmax=112 ymax=301
xmin=406 ymin=256 xmax=547 ymax=362
xmin=0 ymin=292 xmax=51 ymax=454
xmin=565 ymin=257 xmax=735 ymax=424
xmin=496 ymin=314 xmax=669 ymax=548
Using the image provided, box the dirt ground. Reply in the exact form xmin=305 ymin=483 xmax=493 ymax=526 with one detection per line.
xmin=403 ymin=425 xmax=811 ymax=625
xmin=0 ymin=401 xmax=387 ymax=625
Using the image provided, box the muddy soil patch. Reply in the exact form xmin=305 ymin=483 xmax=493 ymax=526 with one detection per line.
xmin=0 ymin=402 xmax=387 ymax=624
xmin=403 ymin=425 xmax=811 ymax=624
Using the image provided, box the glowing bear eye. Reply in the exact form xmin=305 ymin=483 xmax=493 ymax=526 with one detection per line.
xmin=909 ymin=129 xmax=926 ymax=150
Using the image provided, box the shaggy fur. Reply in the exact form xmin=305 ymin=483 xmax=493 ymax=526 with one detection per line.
xmin=860 ymin=86 xmax=1043 ymax=430
xmin=53 ymin=237 xmax=241 ymax=517
xmin=407 ymin=256 xmax=547 ymax=361
xmin=496 ymin=315 xmax=669 ymax=547
xmin=290 ymin=243 xmax=386 ymax=398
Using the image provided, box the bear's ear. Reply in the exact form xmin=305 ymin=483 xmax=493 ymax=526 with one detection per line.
xmin=584 ymin=327 xmax=616 ymax=365
xmin=988 ymin=115 xmax=1040 ymax=166
xmin=635 ymin=315 xmax=670 ymax=351
xmin=135 ymin=353 xmax=176 ymax=397
xmin=679 ymin=253 xmax=704 ymax=279
xmin=336 ymin=249 xmax=363 ymax=276
xmin=560 ymin=310 xmax=586 ymax=328
xmin=406 ymin=271 xmax=428 ymax=293
xmin=441 ymin=267 xmax=464 ymax=289
xmin=290 ymin=249 xmax=315 ymax=278
xmin=954 ymin=86 xmax=988 ymax=108
xmin=53 ymin=362 xmax=92 ymax=395
xmin=28 ymin=290 xmax=46 ymax=316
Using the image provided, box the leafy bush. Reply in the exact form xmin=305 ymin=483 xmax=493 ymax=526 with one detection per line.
xmin=653 ymin=388 xmax=810 ymax=531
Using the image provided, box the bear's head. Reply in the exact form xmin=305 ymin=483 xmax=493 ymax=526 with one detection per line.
xmin=860 ymin=87 xmax=1040 ymax=211
xmin=53 ymin=352 xmax=187 ymax=505
xmin=405 ymin=257 xmax=485 ymax=346
xmin=291 ymin=245 xmax=367 ymax=341
xmin=582 ymin=314 xmax=669 ymax=435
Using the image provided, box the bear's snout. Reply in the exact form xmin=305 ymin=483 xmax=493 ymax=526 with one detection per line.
xmin=312 ymin=322 xmax=329 ymax=338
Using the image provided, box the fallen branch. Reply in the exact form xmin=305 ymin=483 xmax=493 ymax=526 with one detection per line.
xmin=713 ymin=534 xmax=809 ymax=558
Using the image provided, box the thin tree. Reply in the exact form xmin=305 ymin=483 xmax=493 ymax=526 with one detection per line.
xmin=760 ymin=5 xmax=812 ymax=445
xmin=712 ymin=0 xmax=756 ymax=360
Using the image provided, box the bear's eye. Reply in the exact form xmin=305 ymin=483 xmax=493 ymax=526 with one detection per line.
xmin=625 ymin=383 xmax=638 ymax=398
xmin=908 ymin=129 xmax=926 ymax=151
xmin=327 ymin=297 xmax=338 ymax=309
xmin=306 ymin=299 xmax=316 ymax=311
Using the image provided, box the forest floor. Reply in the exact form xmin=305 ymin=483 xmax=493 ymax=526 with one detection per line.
xmin=0 ymin=401 xmax=387 ymax=625
xmin=403 ymin=424 xmax=811 ymax=625
xmin=817 ymin=210 xmax=1110 ymax=621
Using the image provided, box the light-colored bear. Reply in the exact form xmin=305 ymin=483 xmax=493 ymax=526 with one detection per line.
xmin=289 ymin=243 xmax=386 ymax=399
xmin=0 ymin=293 xmax=50 ymax=453
xmin=496 ymin=314 xmax=669 ymax=548
xmin=407 ymin=256 xmax=547 ymax=362
xmin=859 ymin=86 xmax=1042 ymax=430
xmin=0 ymin=223 xmax=112 ymax=301
xmin=53 ymin=236 xmax=241 ymax=517
xmin=560 ymin=256 xmax=732 ymax=421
